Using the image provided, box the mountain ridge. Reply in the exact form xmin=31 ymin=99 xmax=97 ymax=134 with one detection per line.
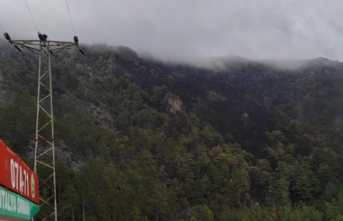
xmin=1 ymin=43 xmax=343 ymax=220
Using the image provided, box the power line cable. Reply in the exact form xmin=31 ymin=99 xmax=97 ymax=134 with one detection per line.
xmin=65 ymin=0 xmax=76 ymax=36
xmin=24 ymin=0 xmax=39 ymax=32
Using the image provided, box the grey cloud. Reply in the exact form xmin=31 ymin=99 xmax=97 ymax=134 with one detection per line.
xmin=1 ymin=0 xmax=343 ymax=62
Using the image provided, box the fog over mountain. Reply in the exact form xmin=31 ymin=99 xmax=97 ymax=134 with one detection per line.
xmin=2 ymin=0 xmax=343 ymax=63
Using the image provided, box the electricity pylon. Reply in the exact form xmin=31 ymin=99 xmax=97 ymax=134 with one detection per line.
xmin=4 ymin=32 xmax=84 ymax=221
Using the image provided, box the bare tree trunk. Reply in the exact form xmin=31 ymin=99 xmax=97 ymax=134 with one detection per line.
xmin=82 ymin=190 xmax=86 ymax=221
xmin=71 ymin=203 xmax=75 ymax=221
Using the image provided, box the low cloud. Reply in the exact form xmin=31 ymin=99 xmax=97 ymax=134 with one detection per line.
xmin=1 ymin=0 xmax=343 ymax=63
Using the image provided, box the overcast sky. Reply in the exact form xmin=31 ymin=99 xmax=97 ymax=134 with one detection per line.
xmin=1 ymin=0 xmax=343 ymax=62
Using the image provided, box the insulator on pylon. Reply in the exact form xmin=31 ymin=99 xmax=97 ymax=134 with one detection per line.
xmin=73 ymin=36 xmax=79 ymax=43
xmin=4 ymin=32 xmax=11 ymax=41
xmin=42 ymin=34 xmax=48 ymax=41
xmin=38 ymin=32 xmax=48 ymax=41
xmin=78 ymin=47 xmax=85 ymax=56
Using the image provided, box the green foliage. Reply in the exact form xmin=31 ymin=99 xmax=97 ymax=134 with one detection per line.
xmin=2 ymin=46 xmax=343 ymax=220
xmin=189 ymin=205 xmax=213 ymax=221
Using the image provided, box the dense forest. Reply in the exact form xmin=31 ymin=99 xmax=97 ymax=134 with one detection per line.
xmin=1 ymin=42 xmax=343 ymax=220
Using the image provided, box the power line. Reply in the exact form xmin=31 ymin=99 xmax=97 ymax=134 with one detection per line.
xmin=65 ymin=0 xmax=76 ymax=36
xmin=24 ymin=0 xmax=39 ymax=32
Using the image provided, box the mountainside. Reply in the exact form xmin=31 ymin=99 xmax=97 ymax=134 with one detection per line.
xmin=1 ymin=43 xmax=343 ymax=220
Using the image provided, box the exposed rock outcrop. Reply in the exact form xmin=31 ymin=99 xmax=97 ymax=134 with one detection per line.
xmin=164 ymin=93 xmax=185 ymax=114
xmin=27 ymin=139 xmax=84 ymax=171
xmin=87 ymin=103 xmax=115 ymax=130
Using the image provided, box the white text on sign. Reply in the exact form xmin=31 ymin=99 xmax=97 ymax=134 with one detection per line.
xmin=10 ymin=159 xmax=30 ymax=197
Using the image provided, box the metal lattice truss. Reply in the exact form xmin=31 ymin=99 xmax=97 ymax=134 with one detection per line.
xmin=34 ymin=48 xmax=57 ymax=221
xmin=9 ymin=39 xmax=84 ymax=57
xmin=4 ymin=33 xmax=84 ymax=221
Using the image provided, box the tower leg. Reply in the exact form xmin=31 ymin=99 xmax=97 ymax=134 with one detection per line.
xmin=33 ymin=47 xmax=58 ymax=221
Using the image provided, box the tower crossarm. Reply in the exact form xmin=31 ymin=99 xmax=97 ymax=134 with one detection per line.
xmin=4 ymin=32 xmax=85 ymax=56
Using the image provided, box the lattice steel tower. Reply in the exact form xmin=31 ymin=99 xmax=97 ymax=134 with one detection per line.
xmin=4 ymin=32 xmax=84 ymax=221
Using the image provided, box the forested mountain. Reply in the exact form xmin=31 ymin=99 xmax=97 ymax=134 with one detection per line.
xmin=1 ymin=42 xmax=343 ymax=220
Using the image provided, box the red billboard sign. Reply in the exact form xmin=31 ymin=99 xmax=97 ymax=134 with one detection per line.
xmin=0 ymin=139 xmax=39 ymax=204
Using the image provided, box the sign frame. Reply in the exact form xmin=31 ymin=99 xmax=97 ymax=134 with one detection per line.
xmin=0 ymin=139 xmax=39 ymax=204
